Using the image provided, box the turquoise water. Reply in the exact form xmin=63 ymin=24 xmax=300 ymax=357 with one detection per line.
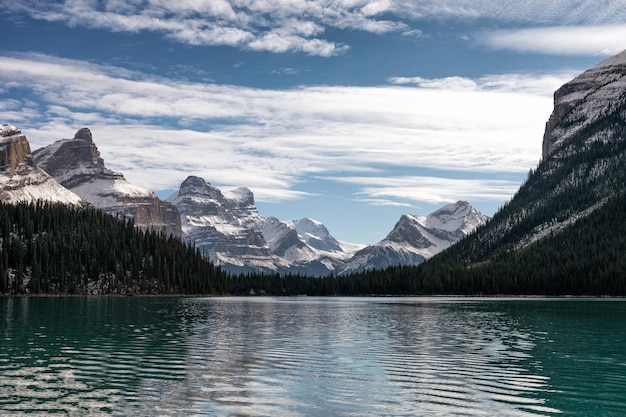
xmin=1 ymin=297 xmax=625 ymax=416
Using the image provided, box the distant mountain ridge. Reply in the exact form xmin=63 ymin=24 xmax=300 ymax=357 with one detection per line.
xmin=1 ymin=123 xmax=488 ymax=276
xmin=33 ymin=128 xmax=181 ymax=237
xmin=338 ymin=201 xmax=489 ymax=274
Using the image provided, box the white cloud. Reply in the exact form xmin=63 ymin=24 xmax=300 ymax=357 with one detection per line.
xmin=5 ymin=0 xmax=401 ymax=56
xmin=7 ymin=1 xmax=626 ymax=56
xmin=479 ymin=25 xmax=626 ymax=56
xmin=389 ymin=1 xmax=626 ymax=25
xmin=0 ymin=54 xmax=570 ymax=205
xmin=337 ymin=176 xmax=521 ymax=204
xmin=389 ymin=72 xmax=577 ymax=95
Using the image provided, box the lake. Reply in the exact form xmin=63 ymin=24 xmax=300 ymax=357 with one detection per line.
xmin=1 ymin=296 xmax=625 ymax=416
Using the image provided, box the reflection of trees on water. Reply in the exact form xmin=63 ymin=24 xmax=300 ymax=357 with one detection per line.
xmin=0 ymin=297 xmax=191 ymax=416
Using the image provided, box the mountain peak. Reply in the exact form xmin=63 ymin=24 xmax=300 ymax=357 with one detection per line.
xmin=339 ymin=202 xmax=489 ymax=274
xmin=542 ymin=48 xmax=626 ymax=158
xmin=33 ymin=128 xmax=105 ymax=187
xmin=74 ymin=127 xmax=93 ymax=142
xmin=33 ymin=128 xmax=181 ymax=236
xmin=0 ymin=124 xmax=82 ymax=205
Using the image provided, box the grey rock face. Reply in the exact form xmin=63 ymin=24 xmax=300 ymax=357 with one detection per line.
xmin=33 ymin=128 xmax=181 ymax=237
xmin=0 ymin=124 xmax=82 ymax=205
xmin=542 ymin=50 xmax=626 ymax=158
xmin=0 ymin=124 xmax=34 ymax=176
xmin=169 ymin=176 xmax=287 ymax=274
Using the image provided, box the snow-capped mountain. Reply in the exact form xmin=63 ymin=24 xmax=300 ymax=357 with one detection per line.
xmin=168 ymin=176 xmax=364 ymax=275
xmin=262 ymin=217 xmax=365 ymax=276
xmin=0 ymin=124 xmax=82 ymax=205
xmin=33 ymin=128 xmax=181 ymax=237
xmin=338 ymin=201 xmax=489 ymax=275
xmin=168 ymin=176 xmax=290 ymax=274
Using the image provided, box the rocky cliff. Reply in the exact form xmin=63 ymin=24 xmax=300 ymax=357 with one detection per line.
xmin=0 ymin=124 xmax=82 ymax=205
xmin=168 ymin=176 xmax=289 ymax=274
xmin=542 ymin=50 xmax=626 ymax=158
xmin=33 ymin=128 xmax=181 ymax=237
xmin=437 ymin=50 xmax=626 ymax=264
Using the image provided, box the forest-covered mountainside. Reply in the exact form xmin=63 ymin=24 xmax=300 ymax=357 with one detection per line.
xmin=0 ymin=202 xmax=227 ymax=295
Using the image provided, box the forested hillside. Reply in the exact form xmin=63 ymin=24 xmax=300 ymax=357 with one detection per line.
xmin=0 ymin=202 xmax=227 ymax=295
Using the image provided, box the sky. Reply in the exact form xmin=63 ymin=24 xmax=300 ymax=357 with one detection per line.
xmin=1 ymin=1 xmax=625 ymax=244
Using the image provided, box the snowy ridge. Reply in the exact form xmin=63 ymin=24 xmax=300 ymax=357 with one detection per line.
xmin=0 ymin=170 xmax=83 ymax=205
xmin=0 ymin=124 xmax=82 ymax=206
xmin=338 ymin=201 xmax=488 ymax=275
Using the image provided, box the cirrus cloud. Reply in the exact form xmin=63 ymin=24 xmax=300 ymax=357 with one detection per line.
xmin=480 ymin=25 xmax=626 ymax=56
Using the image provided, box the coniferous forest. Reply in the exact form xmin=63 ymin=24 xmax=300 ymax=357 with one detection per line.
xmin=0 ymin=202 xmax=228 ymax=295
xmin=2 ymin=186 xmax=626 ymax=296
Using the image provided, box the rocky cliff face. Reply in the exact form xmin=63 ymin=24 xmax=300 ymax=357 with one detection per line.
xmin=33 ymin=128 xmax=181 ymax=237
xmin=339 ymin=201 xmax=488 ymax=274
xmin=168 ymin=176 xmax=289 ymax=274
xmin=542 ymin=50 xmax=626 ymax=158
xmin=0 ymin=124 xmax=82 ymax=205
xmin=0 ymin=124 xmax=34 ymax=176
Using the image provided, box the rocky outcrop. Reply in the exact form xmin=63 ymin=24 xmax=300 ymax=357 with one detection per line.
xmin=0 ymin=124 xmax=83 ymax=205
xmin=0 ymin=124 xmax=34 ymax=176
xmin=33 ymin=128 xmax=181 ymax=237
xmin=542 ymin=50 xmax=626 ymax=158
xmin=168 ymin=176 xmax=289 ymax=274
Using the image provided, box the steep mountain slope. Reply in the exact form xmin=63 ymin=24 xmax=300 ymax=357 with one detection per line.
xmin=0 ymin=124 xmax=82 ymax=205
xmin=33 ymin=128 xmax=181 ymax=237
xmin=168 ymin=176 xmax=290 ymax=274
xmin=434 ymin=50 xmax=626 ymax=266
xmin=339 ymin=201 xmax=488 ymax=274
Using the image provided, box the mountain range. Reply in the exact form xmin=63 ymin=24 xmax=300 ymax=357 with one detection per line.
xmin=3 ymin=49 xmax=626 ymax=293
xmin=0 ymin=124 xmax=487 ymax=275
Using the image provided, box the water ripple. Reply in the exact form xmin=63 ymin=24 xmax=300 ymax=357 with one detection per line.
xmin=2 ymin=297 xmax=626 ymax=415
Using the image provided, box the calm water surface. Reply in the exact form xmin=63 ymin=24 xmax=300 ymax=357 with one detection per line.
xmin=1 ymin=296 xmax=625 ymax=416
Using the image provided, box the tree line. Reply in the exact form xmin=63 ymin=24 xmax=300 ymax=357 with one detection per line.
xmin=0 ymin=202 xmax=228 ymax=295
xmin=2 ymin=187 xmax=625 ymax=297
